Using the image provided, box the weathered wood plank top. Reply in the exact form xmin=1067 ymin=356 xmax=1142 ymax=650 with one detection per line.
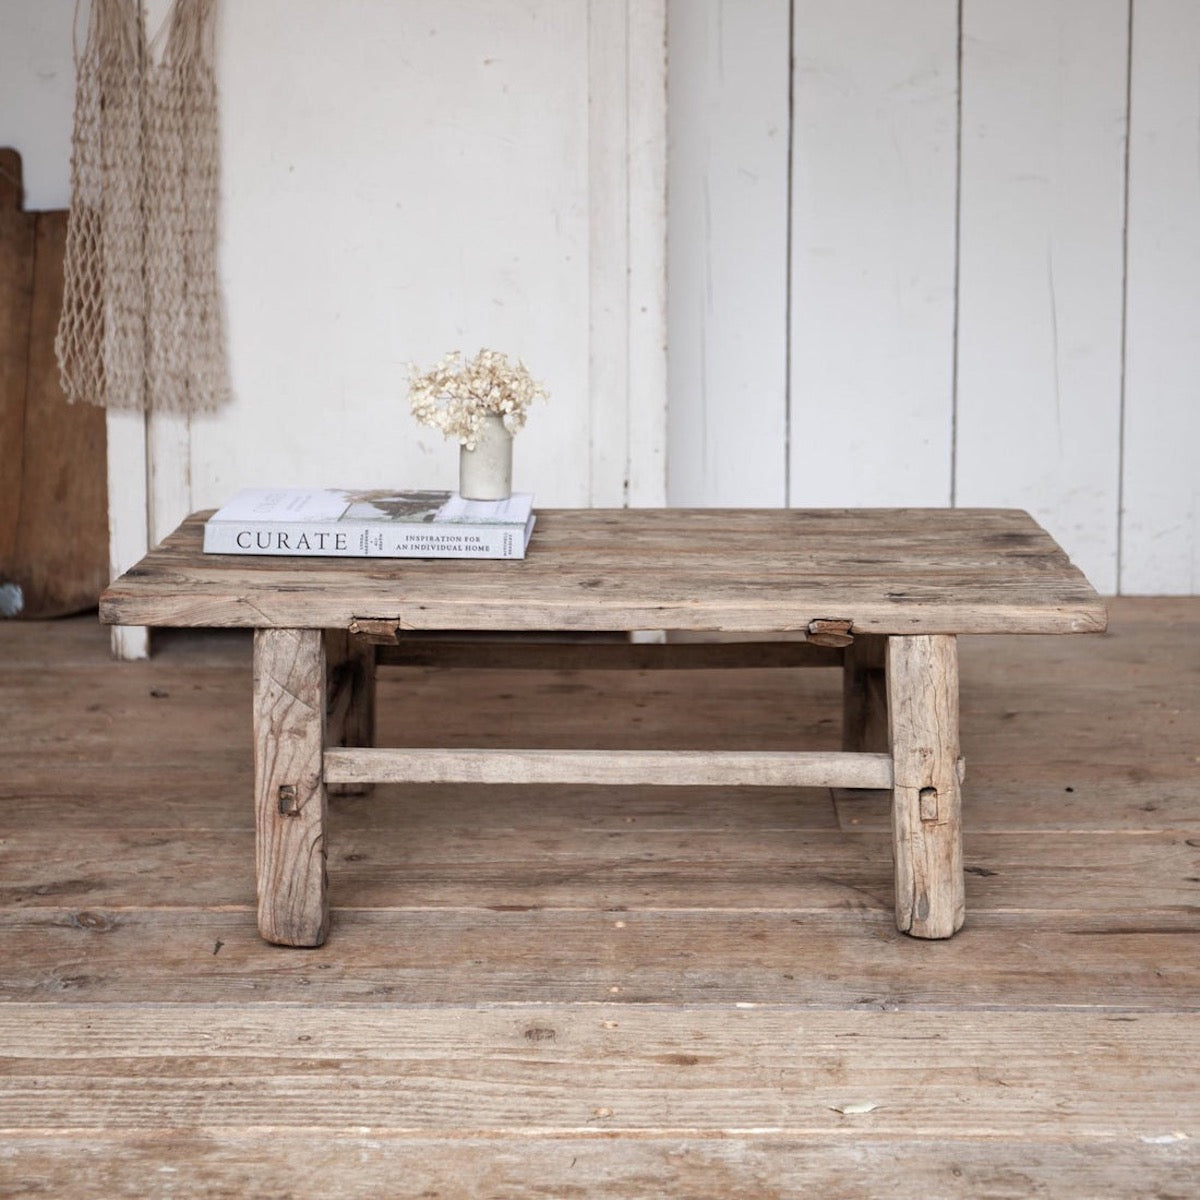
xmin=99 ymin=508 xmax=1107 ymax=635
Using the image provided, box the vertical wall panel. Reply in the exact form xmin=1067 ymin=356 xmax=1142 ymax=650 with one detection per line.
xmin=591 ymin=0 xmax=669 ymax=508
xmin=789 ymin=0 xmax=958 ymax=508
xmin=625 ymin=0 xmax=669 ymax=507
xmin=191 ymin=0 xmax=598 ymax=509
xmin=144 ymin=0 xmax=193 ymax=557
xmin=956 ymin=0 xmax=1128 ymax=594
xmin=667 ymin=0 xmax=791 ymax=506
xmin=1121 ymin=0 xmax=1200 ymax=594
xmin=589 ymin=0 xmax=633 ymax=506
xmin=104 ymin=410 xmax=149 ymax=660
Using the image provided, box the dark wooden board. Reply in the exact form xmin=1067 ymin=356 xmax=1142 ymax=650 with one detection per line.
xmin=0 ymin=147 xmax=108 ymax=618
xmin=0 ymin=148 xmax=35 ymax=590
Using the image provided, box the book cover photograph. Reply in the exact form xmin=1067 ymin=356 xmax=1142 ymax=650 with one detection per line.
xmin=203 ymin=489 xmax=535 ymax=559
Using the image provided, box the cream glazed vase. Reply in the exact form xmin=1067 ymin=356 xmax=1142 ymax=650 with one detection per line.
xmin=458 ymin=412 xmax=513 ymax=501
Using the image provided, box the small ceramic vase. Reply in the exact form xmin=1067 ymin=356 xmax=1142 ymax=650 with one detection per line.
xmin=459 ymin=412 xmax=513 ymax=501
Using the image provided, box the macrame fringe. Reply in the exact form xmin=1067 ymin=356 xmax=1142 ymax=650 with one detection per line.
xmin=57 ymin=0 xmax=230 ymax=413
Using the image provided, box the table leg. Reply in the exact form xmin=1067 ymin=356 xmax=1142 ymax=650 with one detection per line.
xmin=325 ymin=629 xmax=376 ymax=796
xmin=253 ymin=627 xmax=329 ymax=947
xmin=886 ymin=634 xmax=965 ymax=939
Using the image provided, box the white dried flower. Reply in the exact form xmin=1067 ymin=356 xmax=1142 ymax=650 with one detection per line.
xmin=408 ymin=348 xmax=549 ymax=447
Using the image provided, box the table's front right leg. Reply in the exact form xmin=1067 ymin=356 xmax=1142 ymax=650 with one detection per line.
xmin=253 ymin=627 xmax=329 ymax=947
xmin=886 ymin=634 xmax=965 ymax=939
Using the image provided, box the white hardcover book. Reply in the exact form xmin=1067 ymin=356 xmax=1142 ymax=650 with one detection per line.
xmin=203 ymin=489 xmax=536 ymax=559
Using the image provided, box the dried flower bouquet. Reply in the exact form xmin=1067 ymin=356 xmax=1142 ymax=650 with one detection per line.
xmin=408 ymin=349 xmax=548 ymax=450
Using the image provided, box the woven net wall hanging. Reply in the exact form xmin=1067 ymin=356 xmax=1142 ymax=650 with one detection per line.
xmin=57 ymin=0 xmax=230 ymax=413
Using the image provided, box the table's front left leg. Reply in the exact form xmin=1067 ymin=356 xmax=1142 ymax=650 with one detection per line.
xmin=253 ymin=627 xmax=329 ymax=947
xmin=886 ymin=634 xmax=965 ymax=939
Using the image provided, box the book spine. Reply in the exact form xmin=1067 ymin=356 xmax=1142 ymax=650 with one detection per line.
xmin=203 ymin=522 xmax=525 ymax=559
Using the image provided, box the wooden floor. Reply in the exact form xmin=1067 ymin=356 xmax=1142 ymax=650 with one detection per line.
xmin=1 ymin=599 xmax=1197 ymax=1198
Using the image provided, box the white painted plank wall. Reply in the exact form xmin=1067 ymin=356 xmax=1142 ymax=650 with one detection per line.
xmin=956 ymin=0 xmax=1128 ymax=595
xmin=187 ymin=0 xmax=664 ymax=517
xmin=668 ymin=0 xmax=1199 ymax=594
xmin=192 ymin=0 xmax=595 ymax=512
xmin=1121 ymin=0 xmax=1200 ymax=594
xmin=666 ymin=0 xmax=790 ymax=506
xmin=789 ymin=0 xmax=958 ymax=509
xmin=590 ymin=0 xmax=669 ymax=508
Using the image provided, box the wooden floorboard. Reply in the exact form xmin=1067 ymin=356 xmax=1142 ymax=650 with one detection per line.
xmin=3 ymin=1138 xmax=1197 ymax=1200
xmin=2 ymin=907 xmax=1197 ymax=1010
xmin=1 ymin=1007 xmax=1195 ymax=1134
xmin=1 ymin=598 xmax=1198 ymax=1197
xmin=3 ymin=825 xmax=1197 ymax=914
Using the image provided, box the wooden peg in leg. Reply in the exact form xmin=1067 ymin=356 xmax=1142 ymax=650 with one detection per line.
xmin=253 ymin=628 xmax=329 ymax=946
xmin=886 ymin=634 xmax=965 ymax=939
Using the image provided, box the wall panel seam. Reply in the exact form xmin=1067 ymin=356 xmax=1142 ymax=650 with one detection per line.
xmin=784 ymin=0 xmax=796 ymax=507
xmin=1116 ymin=0 xmax=1134 ymax=593
xmin=950 ymin=0 xmax=964 ymax=508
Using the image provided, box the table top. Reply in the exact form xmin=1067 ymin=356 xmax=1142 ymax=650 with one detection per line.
xmin=99 ymin=508 xmax=1107 ymax=636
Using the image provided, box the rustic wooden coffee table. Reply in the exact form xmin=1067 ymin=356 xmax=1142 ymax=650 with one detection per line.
xmin=100 ymin=508 xmax=1105 ymax=947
